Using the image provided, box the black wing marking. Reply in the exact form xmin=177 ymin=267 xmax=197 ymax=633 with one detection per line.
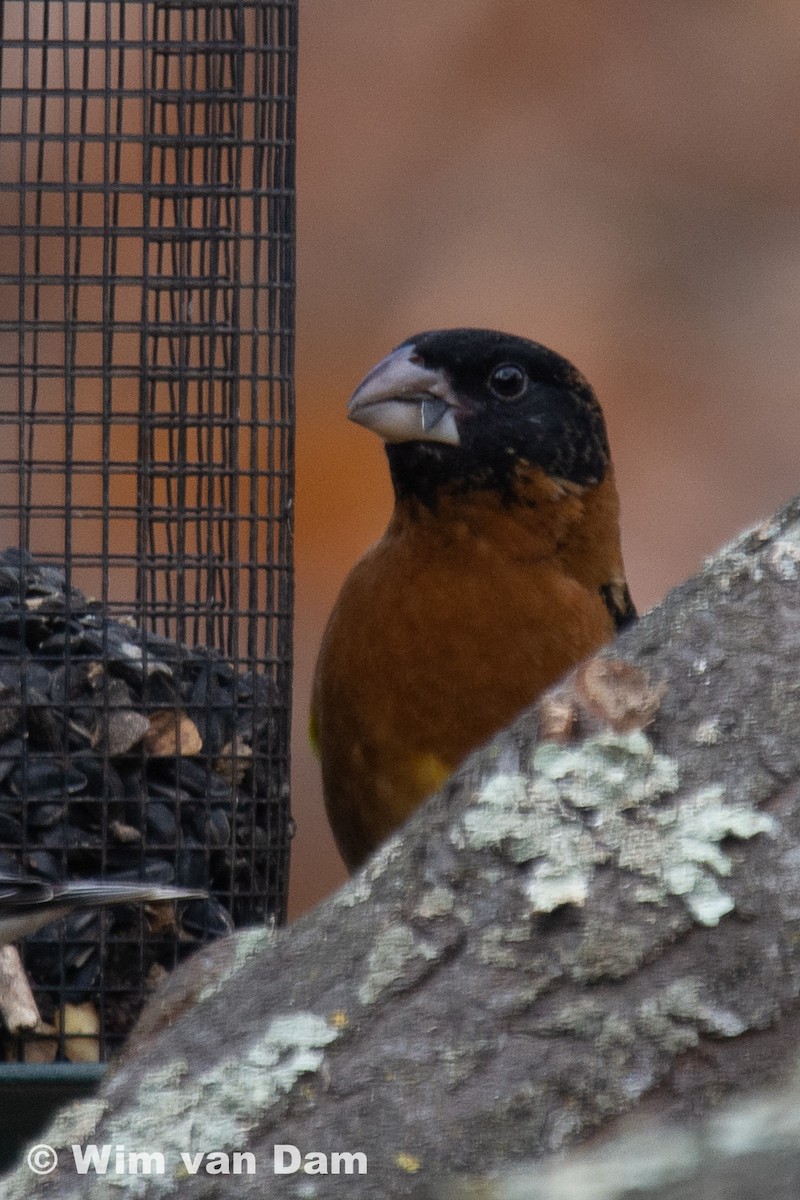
xmin=599 ymin=580 xmax=637 ymax=631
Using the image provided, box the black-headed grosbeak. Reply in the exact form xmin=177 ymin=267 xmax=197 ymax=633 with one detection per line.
xmin=312 ymin=328 xmax=635 ymax=870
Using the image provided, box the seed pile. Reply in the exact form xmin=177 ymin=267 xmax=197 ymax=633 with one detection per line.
xmin=0 ymin=549 xmax=288 ymax=1056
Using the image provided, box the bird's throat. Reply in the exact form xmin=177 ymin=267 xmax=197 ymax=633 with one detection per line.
xmin=387 ymin=464 xmax=625 ymax=591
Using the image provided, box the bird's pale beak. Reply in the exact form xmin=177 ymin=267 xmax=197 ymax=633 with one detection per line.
xmin=347 ymin=344 xmax=461 ymax=446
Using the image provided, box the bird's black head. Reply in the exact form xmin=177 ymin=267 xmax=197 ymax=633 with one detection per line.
xmin=348 ymin=328 xmax=610 ymax=508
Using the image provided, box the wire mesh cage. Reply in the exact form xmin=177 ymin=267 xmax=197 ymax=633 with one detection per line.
xmin=0 ymin=0 xmax=296 ymax=1063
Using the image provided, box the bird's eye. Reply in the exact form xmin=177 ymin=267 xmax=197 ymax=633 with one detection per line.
xmin=488 ymin=363 xmax=527 ymax=400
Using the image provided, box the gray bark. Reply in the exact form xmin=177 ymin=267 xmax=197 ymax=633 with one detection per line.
xmin=436 ymin=1060 xmax=800 ymax=1199
xmin=5 ymin=495 xmax=800 ymax=1200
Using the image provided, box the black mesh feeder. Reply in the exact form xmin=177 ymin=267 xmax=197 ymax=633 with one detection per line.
xmin=0 ymin=0 xmax=296 ymax=1160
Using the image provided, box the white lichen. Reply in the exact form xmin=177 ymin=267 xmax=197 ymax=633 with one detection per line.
xmin=638 ymin=978 xmax=747 ymax=1050
xmin=524 ymin=869 xmax=589 ymax=913
xmin=195 ymin=924 xmax=277 ymax=1007
xmin=333 ymin=836 xmax=403 ymax=908
xmin=634 ymin=786 xmax=776 ymax=925
xmin=692 ymin=716 xmax=721 ymax=745
xmin=457 ymin=732 xmax=775 ymax=928
xmin=2 ymin=1013 xmax=342 ymax=1200
xmin=767 ymin=523 xmax=800 ymax=581
xmin=705 ymin=513 xmax=800 ymax=590
xmin=46 ymin=1096 xmax=108 ymax=1148
xmin=415 ymin=885 xmax=456 ymax=919
xmin=358 ymin=924 xmax=438 ymax=1005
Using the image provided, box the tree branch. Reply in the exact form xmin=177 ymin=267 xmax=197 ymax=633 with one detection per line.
xmin=6 ymin=495 xmax=800 ymax=1199
xmin=438 ymin=1058 xmax=800 ymax=1200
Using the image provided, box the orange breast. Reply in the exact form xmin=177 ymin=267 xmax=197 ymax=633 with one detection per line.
xmin=312 ymin=470 xmax=624 ymax=869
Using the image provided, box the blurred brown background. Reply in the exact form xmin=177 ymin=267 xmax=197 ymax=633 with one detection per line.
xmin=289 ymin=1 xmax=800 ymax=917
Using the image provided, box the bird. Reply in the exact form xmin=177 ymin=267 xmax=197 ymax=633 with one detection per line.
xmin=311 ymin=327 xmax=635 ymax=871
xmin=0 ymin=875 xmax=206 ymax=945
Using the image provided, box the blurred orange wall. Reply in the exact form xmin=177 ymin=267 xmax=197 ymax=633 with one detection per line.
xmin=289 ymin=2 xmax=800 ymax=917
